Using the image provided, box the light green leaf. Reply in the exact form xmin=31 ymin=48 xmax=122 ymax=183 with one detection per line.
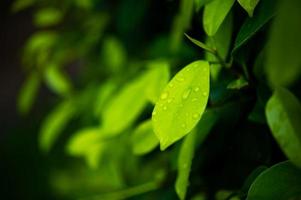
xmin=44 ymin=64 xmax=72 ymax=96
xmin=67 ymin=128 xmax=105 ymax=169
xmin=265 ymin=87 xmax=301 ymax=168
xmin=203 ymin=0 xmax=235 ymax=36
xmin=265 ymin=0 xmax=301 ymax=86
xmin=247 ymin=161 xmax=301 ymax=200
xmin=34 ymin=8 xmax=63 ymax=27
xmin=195 ymin=0 xmax=213 ymax=11
xmin=238 ymin=0 xmax=260 ymax=17
xmin=94 ymin=81 xmax=117 ymax=117
xmin=175 ymin=129 xmax=197 ymax=200
xmin=152 ymin=60 xmax=210 ymax=150
xmin=39 ymin=100 xmax=75 ymax=152
xmin=101 ymin=73 xmax=149 ymax=136
xmin=131 ymin=120 xmax=159 ymax=155
xmin=17 ymin=71 xmax=40 ymax=115
xmin=227 ymin=76 xmax=248 ymax=89
xmin=145 ymin=60 xmax=170 ymax=104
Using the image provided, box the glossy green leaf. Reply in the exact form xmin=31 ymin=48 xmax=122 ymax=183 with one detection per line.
xmin=265 ymin=87 xmax=301 ymax=168
xmin=131 ymin=120 xmax=159 ymax=155
xmin=247 ymin=161 xmax=301 ymax=200
xmin=145 ymin=60 xmax=170 ymax=104
xmin=152 ymin=60 xmax=210 ymax=150
xmin=67 ymin=128 xmax=105 ymax=168
xmin=238 ymin=0 xmax=260 ymax=17
xmin=34 ymin=8 xmax=63 ymax=27
xmin=39 ymin=100 xmax=75 ymax=152
xmin=265 ymin=0 xmax=301 ymax=86
xmin=227 ymin=77 xmax=248 ymax=89
xmin=232 ymin=0 xmax=276 ymax=54
xmin=44 ymin=64 xmax=72 ymax=96
xmin=101 ymin=73 xmax=148 ymax=136
xmin=175 ymin=129 xmax=196 ymax=200
xmin=203 ymin=0 xmax=235 ymax=36
xmin=241 ymin=166 xmax=268 ymax=194
xmin=17 ymin=71 xmax=40 ymax=115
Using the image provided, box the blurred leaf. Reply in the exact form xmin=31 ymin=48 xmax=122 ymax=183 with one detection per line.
xmin=39 ymin=100 xmax=75 ymax=152
xmin=101 ymin=73 xmax=149 ymax=136
xmin=232 ymin=0 xmax=276 ymax=54
xmin=34 ymin=8 xmax=63 ymax=27
xmin=194 ymin=0 xmax=213 ymax=11
xmin=17 ymin=71 xmax=40 ymax=115
xmin=145 ymin=60 xmax=170 ymax=104
xmin=67 ymin=128 xmax=105 ymax=168
xmin=175 ymin=129 xmax=196 ymax=200
xmin=203 ymin=0 xmax=235 ymax=36
xmin=238 ymin=0 xmax=260 ymax=17
xmin=11 ymin=0 xmax=35 ymax=12
xmin=131 ymin=120 xmax=159 ymax=155
xmin=265 ymin=0 xmax=301 ymax=87
xmin=44 ymin=64 xmax=72 ymax=96
xmin=152 ymin=61 xmax=210 ymax=150
xmin=102 ymin=37 xmax=127 ymax=74
xmin=227 ymin=76 xmax=248 ymax=89
xmin=246 ymin=161 xmax=301 ymax=200
xmin=241 ymin=166 xmax=268 ymax=194
xmin=266 ymin=87 xmax=301 ymax=168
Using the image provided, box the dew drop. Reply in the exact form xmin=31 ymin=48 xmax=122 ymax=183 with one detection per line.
xmin=182 ymin=88 xmax=192 ymax=100
xmin=167 ymin=98 xmax=172 ymax=103
xmin=160 ymin=92 xmax=168 ymax=100
xmin=202 ymin=92 xmax=207 ymax=97
xmin=177 ymin=76 xmax=185 ymax=82
xmin=192 ymin=113 xmax=199 ymax=119
xmin=152 ymin=111 xmax=157 ymax=116
xmin=169 ymin=83 xmax=174 ymax=88
xmin=192 ymin=98 xmax=198 ymax=102
xmin=163 ymin=106 xmax=167 ymax=110
xmin=194 ymin=87 xmax=200 ymax=92
xmin=181 ymin=123 xmax=186 ymax=128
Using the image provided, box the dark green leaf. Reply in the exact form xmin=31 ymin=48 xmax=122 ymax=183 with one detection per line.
xmin=238 ymin=0 xmax=260 ymax=17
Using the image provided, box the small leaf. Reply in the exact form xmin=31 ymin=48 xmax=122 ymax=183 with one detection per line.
xmin=39 ymin=100 xmax=75 ymax=152
xmin=44 ymin=64 xmax=72 ymax=96
xmin=145 ymin=60 xmax=170 ymax=104
xmin=265 ymin=87 xmax=301 ymax=168
xmin=131 ymin=120 xmax=159 ymax=155
xmin=17 ymin=71 xmax=40 ymax=115
xmin=203 ymin=0 xmax=235 ymax=36
xmin=247 ymin=161 xmax=301 ymax=200
xmin=66 ymin=128 xmax=105 ymax=169
xmin=11 ymin=0 xmax=35 ymax=12
xmin=227 ymin=76 xmax=248 ymax=89
xmin=34 ymin=8 xmax=63 ymax=27
xmin=152 ymin=60 xmax=210 ymax=150
xmin=238 ymin=0 xmax=260 ymax=17
xmin=175 ymin=129 xmax=197 ymax=200
xmin=265 ymin=0 xmax=301 ymax=86
xmin=101 ymin=73 xmax=148 ymax=135
xmin=232 ymin=0 xmax=276 ymax=54
xmin=185 ymin=34 xmax=215 ymax=53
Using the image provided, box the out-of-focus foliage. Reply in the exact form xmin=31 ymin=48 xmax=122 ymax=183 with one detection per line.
xmin=13 ymin=0 xmax=301 ymax=199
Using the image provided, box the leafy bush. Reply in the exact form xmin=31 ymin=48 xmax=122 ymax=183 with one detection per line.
xmin=15 ymin=0 xmax=301 ymax=199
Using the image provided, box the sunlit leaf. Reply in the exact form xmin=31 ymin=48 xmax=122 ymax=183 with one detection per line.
xmin=44 ymin=64 xmax=72 ymax=96
xmin=152 ymin=61 xmax=210 ymax=150
xmin=247 ymin=161 xmax=301 ymax=200
xmin=238 ymin=0 xmax=260 ymax=17
xmin=39 ymin=100 xmax=75 ymax=152
xmin=175 ymin=129 xmax=196 ymax=200
xmin=232 ymin=0 xmax=276 ymax=53
xmin=145 ymin=60 xmax=170 ymax=104
xmin=266 ymin=87 xmax=301 ymax=168
xmin=34 ymin=8 xmax=63 ymax=27
xmin=131 ymin=120 xmax=159 ymax=155
xmin=265 ymin=0 xmax=301 ymax=86
xmin=101 ymin=73 xmax=149 ymax=136
xmin=203 ymin=0 xmax=235 ymax=36
xmin=17 ymin=71 xmax=40 ymax=115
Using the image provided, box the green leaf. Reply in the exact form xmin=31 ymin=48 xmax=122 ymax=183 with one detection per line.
xmin=39 ymin=100 xmax=75 ymax=152
xmin=265 ymin=0 xmax=301 ymax=86
xmin=194 ymin=0 xmax=213 ymax=11
xmin=241 ymin=166 xmax=268 ymax=194
xmin=175 ymin=129 xmax=197 ymax=200
xmin=237 ymin=0 xmax=260 ymax=17
xmin=11 ymin=0 xmax=35 ymax=12
xmin=44 ymin=64 xmax=72 ymax=96
xmin=145 ymin=60 xmax=170 ymax=104
xmin=94 ymin=81 xmax=117 ymax=117
xmin=152 ymin=60 xmax=210 ymax=150
xmin=34 ymin=8 xmax=63 ymax=27
xmin=265 ymin=87 xmax=301 ymax=168
xmin=227 ymin=76 xmax=248 ymax=89
xmin=185 ymin=34 xmax=215 ymax=53
xmin=66 ymin=128 xmax=105 ymax=168
xmin=247 ymin=161 xmax=301 ymax=200
xmin=232 ymin=0 xmax=276 ymax=54
xmin=17 ymin=71 xmax=40 ymax=115
xmin=131 ymin=120 xmax=159 ymax=155
xmin=101 ymin=73 xmax=148 ymax=136
xmin=203 ymin=0 xmax=235 ymax=36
